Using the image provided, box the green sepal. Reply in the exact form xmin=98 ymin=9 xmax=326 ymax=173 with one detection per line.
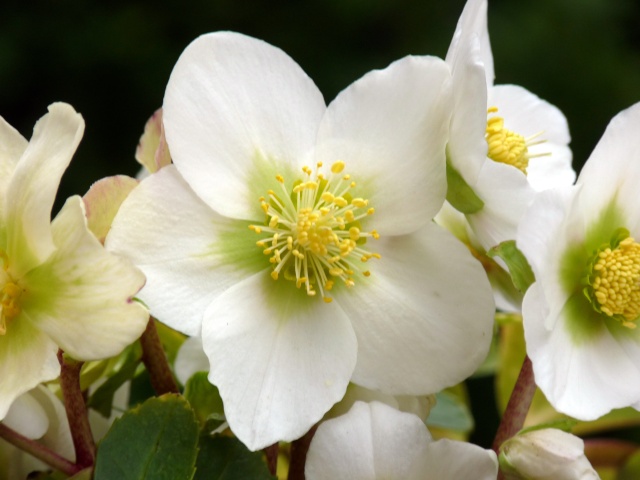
xmin=94 ymin=394 xmax=199 ymax=480
xmin=183 ymin=372 xmax=225 ymax=425
xmin=426 ymin=390 xmax=474 ymax=434
xmin=194 ymin=434 xmax=276 ymax=480
xmin=517 ymin=419 xmax=578 ymax=436
xmin=445 ymin=159 xmax=484 ymax=214
xmin=488 ymin=240 xmax=535 ymax=294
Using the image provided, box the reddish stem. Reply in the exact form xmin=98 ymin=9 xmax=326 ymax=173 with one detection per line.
xmin=58 ymin=350 xmax=96 ymax=469
xmin=264 ymin=443 xmax=279 ymax=476
xmin=492 ymin=356 xmax=536 ymax=478
xmin=0 ymin=422 xmax=80 ymax=476
xmin=288 ymin=426 xmax=318 ymax=480
xmin=139 ymin=318 xmax=179 ymax=395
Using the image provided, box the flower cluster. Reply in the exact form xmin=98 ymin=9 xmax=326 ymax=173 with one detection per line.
xmin=4 ymin=0 xmax=640 ymax=478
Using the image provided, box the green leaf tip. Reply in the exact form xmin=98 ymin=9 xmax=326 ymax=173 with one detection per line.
xmin=445 ymin=159 xmax=484 ymax=214
xmin=488 ymin=240 xmax=535 ymax=294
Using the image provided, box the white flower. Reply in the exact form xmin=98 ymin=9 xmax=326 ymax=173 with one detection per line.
xmin=107 ymin=32 xmax=495 ymax=450
xmin=305 ymin=401 xmax=498 ymax=480
xmin=499 ymin=428 xmax=599 ymax=480
xmin=0 ymin=103 xmax=149 ymax=420
xmin=518 ymin=103 xmax=640 ymax=419
xmin=446 ymin=0 xmax=574 ymax=250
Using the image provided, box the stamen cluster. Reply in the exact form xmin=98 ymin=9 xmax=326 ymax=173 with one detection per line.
xmin=589 ymin=235 xmax=640 ymax=328
xmin=250 ymin=161 xmax=380 ymax=303
xmin=0 ymin=251 xmax=22 ymax=335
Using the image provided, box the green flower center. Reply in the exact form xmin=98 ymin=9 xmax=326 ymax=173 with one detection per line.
xmin=485 ymin=106 xmax=548 ymax=174
xmin=249 ymin=161 xmax=380 ymax=303
xmin=584 ymin=228 xmax=640 ymax=328
xmin=0 ymin=251 xmax=23 ymax=335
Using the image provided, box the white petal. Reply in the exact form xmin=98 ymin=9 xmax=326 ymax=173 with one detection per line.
xmin=0 ymin=114 xmax=27 ymax=210
xmin=0 ymin=317 xmax=59 ymax=420
xmin=446 ymin=0 xmax=494 ymax=87
xmin=306 ymin=401 xmax=431 ymax=480
xmin=527 ymin=144 xmax=575 ymax=191
xmin=3 ymin=392 xmax=49 ymax=440
xmin=28 ymin=385 xmax=74 ymax=460
xmin=411 ymin=438 xmax=498 ymax=479
xmin=23 ymin=196 xmax=149 ymax=361
xmin=202 ymin=271 xmax=357 ymax=451
xmin=523 ymin=283 xmax=640 ymax=419
xmin=174 ymin=336 xmax=209 ymax=385
xmin=576 ymin=102 xmax=640 ymax=230
xmin=5 ymin=103 xmax=84 ymax=277
xmin=339 ymin=222 xmax=494 ymax=394
xmin=163 ymin=31 xmax=325 ymax=220
xmin=467 ymin=159 xmax=534 ymax=250
xmin=315 ymin=55 xmax=452 ymax=233
xmin=106 ymin=165 xmax=267 ymax=336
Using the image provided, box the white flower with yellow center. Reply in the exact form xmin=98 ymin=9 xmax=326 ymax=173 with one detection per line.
xmin=445 ymin=0 xmax=575 ymax=250
xmin=518 ymin=102 xmax=640 ymax=419
xmin=305 ymin=401 xmax=498 ymax=480
xmin=106 ymin=32 xmax=496 ymax=451
xmin=0 ymin=103 xmax=149 ymax=420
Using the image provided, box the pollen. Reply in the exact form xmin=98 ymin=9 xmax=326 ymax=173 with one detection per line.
xmin=249 ymin=161 xmax=380 ymax=302
xmin=587 ymin=233 xmax=640 ymax=328
xmin=485 ymin=107 xmax=549 ymax=174
xmin=0 ymin=258 xmax=23 ymax=335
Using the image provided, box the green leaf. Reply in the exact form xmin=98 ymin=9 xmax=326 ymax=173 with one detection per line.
xmin=488 ymin=240 xmax=535 ymax=293
xmin=88 ymin=347 xmax=141 ymax=418
xmin=94 ymin=394 xmax=199 ymax=480
xmin=445 ymin=159 xmax=484 ymax=214
xmin=194 ymin=434 xmax=275 ymax=480
xmin=183 ymin=372 xmax=225 ymax=424
xmin=426 ymin=391 xmax=474 ymax=433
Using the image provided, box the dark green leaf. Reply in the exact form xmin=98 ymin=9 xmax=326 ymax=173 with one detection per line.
xmin=183 ymin=372 xmax=225 ymax=424
xmin=94 ymin=394 xmax=199 ymax=480
xmin=194 ymin=434 xmax=275 ymax=480
xmin=445 ymin=159 xmax=484 ymax=214
xmin=488 ymin=240 xmax=535 ymax=293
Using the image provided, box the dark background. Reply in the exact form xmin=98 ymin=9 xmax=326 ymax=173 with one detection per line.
xmin=2 ymin=0 xmax=639 ymax=448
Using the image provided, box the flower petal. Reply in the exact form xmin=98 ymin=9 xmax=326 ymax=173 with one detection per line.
xmin=23 ymin=196 xmax=148 ymax=361
xmin=106 ymin=165 xmax=267 ymax=336
xmin=339 ymin=222 xmax=494 ymax=394
xmin=315 ymin=55 xmax=452 ymax=233
xmin=467 ymin=159 xmax=534 ymax=250
xmin=411 ymin=438 xmax=498 ymax=479
xmin=3 ymin=391 xmax=49 ymax=440
xmin=163 ymin=31 xmax=325 ymax=220
xmin=0 ymin=114 xmax=27 ymax=212
xmin=0 ymin=317 xmax=59 ymax=420
xmin=201 ymin=271 xmax=357 ymax=451
xmin=5 ymin=103 xmax=84 ymax=276
xmin=305 ymin=401 xmax=431 ymax=480
xmin=576 ymin=102 xmax=640 ymax=231
xmin=82 ymin=175 xmax=139 ymax=244
xmin=523 ymin=283 xmax=640 ymax=419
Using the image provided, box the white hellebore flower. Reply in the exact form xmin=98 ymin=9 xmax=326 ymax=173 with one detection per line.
xmin=306 ymin=401 xmax=498 ymax=480
xmin=519 ymin=103 xmax=640 ymax=419
xmin=445 ymin=0 xmax=574 ymax=250
xmin=107 ymin=32 xmax=495 ymax=451
xmin=0 ymin=103 xmax=149 ymax=420
xmin=499 ymin=428 xmax=599 ymax=480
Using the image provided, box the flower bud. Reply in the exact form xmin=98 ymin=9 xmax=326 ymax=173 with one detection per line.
xmin=499 ymin=428 xmax=599 ymax=480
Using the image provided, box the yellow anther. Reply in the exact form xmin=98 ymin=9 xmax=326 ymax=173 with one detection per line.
xmin=276 ymin=174 xmax=285 ymax=183
xmin=257 ymin=240 xmax=266 ymax=247
xmin=302 ymin=166 xmax=312 ymax=175
xmin=249 ymin=225 xmax=262 ymax=234
xmin=333 ymin=197 xmax=348 ymax=208
xmin=371 ymin=230 xmax=380 ymax=240
xmin=261 ymin=202 xmax=269 ymax=214
xmin=343 ymin=174 xmax=351 ymax=181
xmin=349 ymin=227 xmax=360 ymax=241
xmin=331 ymin=161 xmax=345 ymax=174
xmin=363 ymin=271 xmax=371 ymax=277
xmin=329 ymin=267 xmax=344 ymax=277
xmin=317 ymin=162 xmax=323 ymax=168
xmin=323 ymin=297 xmax=333 ymax=303
xmin=344 ymin=210 xmax=355 ymax=222
xmin=351 ymin=198 xmax=367 ymax=208
xmin=296 ymin=277 xmax=307 ymax=288
xmin=287 ymin=236 xmax=293 ymax=250
xmin=271 ymin=271 xmax=279 ymax=280
xmin=321 ymin=192 xmax=335 ymax=203
xmin=269 ymin=216 xmax=279 ymax=228
xmin=367 ymin=208 xmax=375 ymax=215
xmin=350 ymin=181 xmax=356 ymax=188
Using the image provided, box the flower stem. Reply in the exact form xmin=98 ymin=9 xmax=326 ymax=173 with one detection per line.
xmin=264 ymin=442 xmax=279 ymax=476
xmin=492 ymin=355 xmax=536 ymax=464
xmin=288 ymin=426 xmax=317 ymax=480
xmin=58 ymin=350 xmax=96 ymax=469
xmin=139 ymin=318 xmax=179 ymax=395
xmin=0 ymin=421 xmax=80 ymax=476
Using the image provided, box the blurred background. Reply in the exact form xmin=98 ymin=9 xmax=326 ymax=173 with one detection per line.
xmin=1 ymin=0 xmax=639 ymax=449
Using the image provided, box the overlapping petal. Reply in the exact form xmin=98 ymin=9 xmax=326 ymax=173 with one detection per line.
xmin=202 ymin=271 xmax=357 ymax=451
xmin=107 ymin=165 xmax=266 ymax=336
xmin=339 ymin=222 xmax=494 ymax=394
xmin=0 ymin=115 xmax=27 ymax=222
xmin=4 ymin=103 xmax=84 ymax=277
xmin=0 ymin=315 xmax=59 ymax=420
xmin=23 ymin=196 xmax=148 ymax=360
xmin=163 ymin=31 xmax=325 ymax=221
xmin=315 ymin=55 xmax=452 ymax=231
